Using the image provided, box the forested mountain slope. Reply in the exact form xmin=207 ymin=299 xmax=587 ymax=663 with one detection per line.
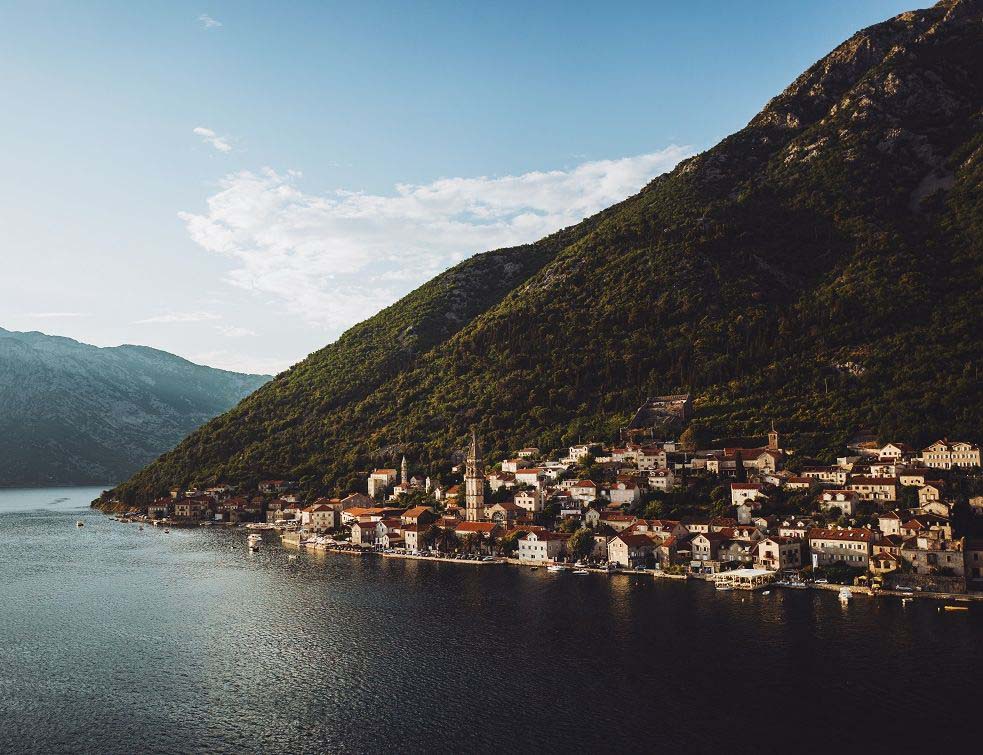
xmin=107 ymin=0 xmax=982 ymax=505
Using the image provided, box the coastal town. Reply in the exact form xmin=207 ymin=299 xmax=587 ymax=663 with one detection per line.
xmin=108 ymin=395 xmax=983 ymax=599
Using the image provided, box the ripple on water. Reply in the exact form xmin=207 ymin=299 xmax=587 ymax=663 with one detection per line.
xmin=1 ymin=487 xmax=981 ymax=754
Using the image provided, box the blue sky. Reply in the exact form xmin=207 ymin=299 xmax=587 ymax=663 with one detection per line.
xmin=0 ymin=0 xmax=917 ymax=374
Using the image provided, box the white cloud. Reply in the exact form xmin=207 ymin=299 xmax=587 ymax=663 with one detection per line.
xmin=198 ymin=14 xmax=222 ymax=29
xmin=193 ymin=126 xmax=232 ymax=154
xmin=135 ymin=311 xmax=221 ymax=324
xmin=215 ymin=324 xmax=257 ymax=338
xmin=179 ymin=147 xmax=690 ymax=333
xmin=25 ymin=311 xmax=89 ymax=318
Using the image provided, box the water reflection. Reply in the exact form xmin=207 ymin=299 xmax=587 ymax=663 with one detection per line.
xmin=1 ymin=488 xmax=981 ymax=754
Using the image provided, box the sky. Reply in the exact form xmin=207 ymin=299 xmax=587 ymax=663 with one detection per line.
xmin=0 ymin=0 xmax=918 ymax=375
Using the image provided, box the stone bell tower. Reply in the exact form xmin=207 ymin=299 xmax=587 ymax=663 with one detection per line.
xmin=768 ymin=424 xmax=780 ymax=451
xmin=464 ymin=428 xmax=485 ymax=522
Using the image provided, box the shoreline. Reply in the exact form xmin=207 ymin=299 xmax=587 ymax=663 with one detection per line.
xmin=278 ymin=536 xmax=976 ymax=601
xmin=105 ymin=515 xmax=981 ymax=605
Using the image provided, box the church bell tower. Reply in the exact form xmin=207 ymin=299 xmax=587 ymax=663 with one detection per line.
xmin=768 ymin=424 xmax=780 ymax=451
xmin=465 ymin=429 xmax=485 ymax=522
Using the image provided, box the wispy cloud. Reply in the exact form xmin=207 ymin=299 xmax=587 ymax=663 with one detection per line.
xmin=193 ymin=126 xmax=232 ymax=154
xmin=215 ymin=324 xmax=257 ymax=338
xmin=198 ymin=14 xmax=222 ymax=29
xmin=178 ymin=147 xmax=690 ymax=333
xmin=25 ymin=311 xmax=89 ymax=318
xmin=135 ymin=311 xmax=221 ymax=324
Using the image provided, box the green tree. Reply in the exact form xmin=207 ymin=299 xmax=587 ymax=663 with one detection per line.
xmin=568 ymin=528 xmax=595 ymax=562
xmin=438 ymin=528 xmax=460 ymax=554
xmin=422 ymin=524 xmax=441 ymax=551
xmin=898 ymin=485 xmax=919 ymax=510
xmin=679 ymin=424 xmax=713 ymax=451
xmin=559 ymin=517 xmax=581 ymax=533
xmin=500 ymin=531 xmax=522 ymax=557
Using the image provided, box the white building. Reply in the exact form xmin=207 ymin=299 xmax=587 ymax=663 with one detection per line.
xmin=367 ymin=469 xmax=397 ymax=499
xmin=517 ymin=531 xmax=567 ymax=564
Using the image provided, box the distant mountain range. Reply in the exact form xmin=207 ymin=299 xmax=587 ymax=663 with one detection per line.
xmin=108 ymin=0 xmax=981 ymax=506
xmin=0 ymin=327 xmax=269 ymax=486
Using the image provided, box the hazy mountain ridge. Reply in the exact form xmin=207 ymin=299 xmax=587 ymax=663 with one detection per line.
xmin=107 ymin=0 xmax=982 ymax=506
xmin=0 ymin=327 xmax=269 ymax=486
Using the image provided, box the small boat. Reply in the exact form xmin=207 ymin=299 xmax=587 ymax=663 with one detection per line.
xmin=163 ymin=529 xmax=170 ymax=534
xmin=247 ymin=533 xmax=262 ymax=551
xmin=785 ymin=582 xmax=808 ymax=590
xmin=839 ymin=587 xmax=852 ymax=602
xmin=715 ymin=584 xmax=733 ymax=591
xmin=943 ymin=605 xmax=969 ymax=612
xmin=546 ymin=565 xmax=567 ymax=573
xmin=287 ymin=554 xmax=298 ymax=561
xmin=529 ymin=566 xmax=539 ymax=571
xmin=76 ymin=520 xmax=84 ymax=528
xmin=761 ymin=590 xmax=771 ymax=596
xmin=573 ymin=569 xmax=589 ymax=574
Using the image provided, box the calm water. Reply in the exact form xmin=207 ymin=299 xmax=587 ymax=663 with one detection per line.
xmin=1 ymin=487 xmax=980 ymax=754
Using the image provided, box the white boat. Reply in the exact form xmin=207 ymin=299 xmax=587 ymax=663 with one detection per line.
xmin=546 ymin=565 xmax=567 ymax=573
xmin=573 ymin=569 xmax=589 ymax=574
xmin=287 ymin=554 xmax=298 ymax=561
xmin=838 ymin=587 xmax=852 ymax=602
xmin=715 ymin=584 xmax=733 ymax=591
xmin=247 ymin=533 xmax=262 ymax=551
xmin=76 ymin=520 xmax=84 ymax=528
xmin=761 ymin=590 xmax=771 ymax=595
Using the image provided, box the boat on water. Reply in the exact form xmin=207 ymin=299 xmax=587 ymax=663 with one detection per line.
xmin=761 ymin=590 xmax=771 ymax=596
xmin=839 ymin=587 xmax=852 ymax=602
xmin=247 ymin=533 xmax=262 ymax=551
xmin=287 ymin=554 xmax=298 ymax=561
xmin=546 ymin=565 xmax=567 ymax=573
xmin=76 ymin=520 xmax=84 ymax=528
xmin=785 ymin=581 xmax=808 ymax=590
xmin=943 ymin=605 xmax=969 ymax=612
xmin=715 ymin=584 xmax=733 ymax=592
xmin=163 ymin=528 xmax=170 ymax=534
xmin=573 ymin=569 xmax=589 ymax=574
xmin=529 ymin=566 xmax=539 ymax=571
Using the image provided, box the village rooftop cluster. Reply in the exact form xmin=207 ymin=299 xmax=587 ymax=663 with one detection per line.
xmin=125 ymin=413 xmax=983 ymax=593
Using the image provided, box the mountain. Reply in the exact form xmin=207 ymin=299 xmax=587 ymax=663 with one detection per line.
xmin=0 ymin=328 xmax=270 ymax=486
xmin=107 ymin=0 xmax=982 ymax=506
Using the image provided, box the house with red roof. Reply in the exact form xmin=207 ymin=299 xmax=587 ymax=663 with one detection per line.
xmin=517 ymin=530 xmax=568 ymax=564
xmin=607 ymin=532 xmax=658 ymax=568
xmin=807 ymin=527 xmax=873 ymax=569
